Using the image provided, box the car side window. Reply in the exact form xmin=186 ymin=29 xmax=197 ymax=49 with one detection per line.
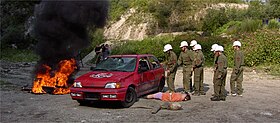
xmin=148 ymin=56 xmax=160 ymax=69
xmin=139 ymin=57 xmax=150 ymax=71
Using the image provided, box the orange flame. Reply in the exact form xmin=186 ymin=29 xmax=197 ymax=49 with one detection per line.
xmin=32 ymin=59 xmax=77 ymax=94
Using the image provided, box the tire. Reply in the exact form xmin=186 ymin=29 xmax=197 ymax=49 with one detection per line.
xmin=77 ymin=100 xmax=90 ymax=106
xmin=120 ymin=87 xmax=137 ymax=108
xmin=158 ymin=78 xmax=165 ymax=92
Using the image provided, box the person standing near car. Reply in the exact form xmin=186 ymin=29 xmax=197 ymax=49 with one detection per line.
xmin=177 ymin=41 xmax=194 ymax=94
xmin=210 ymin=43 xmax=219 ymax=96
xmin=211 ymin=44 xmax=219 ymax=66
xmin=211 ymin=45 xmax=227 ymax=101
xmin=94 ymin=44 xmax=103 ymax=64
xmin=163 ymin=44 xmax=177 ymax=92
xmin=189 ymin=40 xmax=197 ymax=92
xmin=230 ymin=41 xmax=244 ymax=97
xmin=101 ymin=43 xmax=111 ymax=60
xmin=192 ymin=44 xmax=205 ymax=96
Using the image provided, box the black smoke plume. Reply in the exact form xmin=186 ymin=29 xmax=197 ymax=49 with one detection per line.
xmin=33 ymin=0 xmax=108 ymax=72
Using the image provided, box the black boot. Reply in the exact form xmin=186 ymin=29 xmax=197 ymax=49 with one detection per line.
xmin=210 ymin=96 xmax=220 ymax=101
xmin=220 ymin=97 xmax=226 ymax=101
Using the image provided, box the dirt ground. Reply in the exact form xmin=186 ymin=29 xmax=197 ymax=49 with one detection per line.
xmin=1 ymin=60 xmax=280 ymax=122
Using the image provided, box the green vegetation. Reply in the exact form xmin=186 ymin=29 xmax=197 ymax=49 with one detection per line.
xmin=1 ymin=48 xmax=39 ymax=62
xmin=239 ymin=30 xmax=280 ymax=67
xmin=1 ymin=0 xmax=38 ymax=49
xmin=1 ymin=0 xmax=279 ymax=75
xmin=202 ymin=9 xmax=229 ymax=33
xmin=112 ymin=34 xmax=230 ymax=67
xmin=111 ymin=36 xmax=174 ymax=61
xmin=111 ymin=29 xmax=280 ymax=75
xmin=268 ymin=19 xmax=280 ymax=29
xmin=214 ymin=19 xmax=263 ymax=35
xmin=214 ymin=21 xmax=242 ymax=35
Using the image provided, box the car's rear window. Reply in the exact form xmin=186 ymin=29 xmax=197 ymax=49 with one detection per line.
xmin=93 ymin=57 xmax=137 ymax=72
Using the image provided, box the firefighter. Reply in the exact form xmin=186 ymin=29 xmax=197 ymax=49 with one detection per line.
xmin=211 ymin=44 xmax=219 ymax=64
xmin=190 ymin=40 xmax=197 ymax=50
xmin=177 ymin=41 xmax=194 ymax=93
xmin=211 ymin=44 xmax=219 ymax=96
xmin=189 ymin=40 xmax=197 ymax=92
xmin=211 ymin=45 xmax=227 ymax=101
xmin=192 ymin=44 xmax=205 ymax=96
xmin=230 ymin=41 xmax=244 ymax=97
xmin=163 ymin=44 xmax=177 ymax=92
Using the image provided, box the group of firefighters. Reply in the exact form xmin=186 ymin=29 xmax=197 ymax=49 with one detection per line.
xmin=161 ymin=40 xmax=244 ymax=101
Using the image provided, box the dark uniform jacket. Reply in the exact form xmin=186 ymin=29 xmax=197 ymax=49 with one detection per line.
xmin=194 ymin=50 xmax=204 ymax=68
xmin=166 ymin=51 xmax=177 ymax=73
xmin=216 ymin=53 xmax=227 ymax=78
xmin=177 ymin=50 xmax=194 ymax=70
xmin=233 ymin=50 xmax=244 ymax=71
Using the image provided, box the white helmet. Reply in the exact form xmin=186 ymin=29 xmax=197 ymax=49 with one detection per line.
xmin=190 ymin=40 xmax=197 ymax=47
xmin=233 ymin=41 xmax=241 ymax=47
xmin=163 ymin=44 xmax=173 ymax=52
xmin=211 ymin=44 xmax=218 ymax=51
xmin=194 ymin=44 xmax=202 ymax=50
xmin=215 ymin=45 xmax=224 ymax=52
xmin=180 ymin=41 xmax=188 ymax=47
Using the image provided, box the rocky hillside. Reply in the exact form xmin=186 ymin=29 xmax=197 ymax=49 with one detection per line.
xmin=104 ymin=8 xmax=154 ymax=41
xmin=104 ymin=2 xmax=249 ymax=41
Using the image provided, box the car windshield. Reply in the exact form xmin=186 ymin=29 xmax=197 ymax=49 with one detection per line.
xmin=93 ymin=57 xmax=137 ymax=72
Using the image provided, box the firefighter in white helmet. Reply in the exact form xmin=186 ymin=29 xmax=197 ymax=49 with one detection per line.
xmin=190 ymin=40 xmax=197 ymax=50
xmin=177 ymin=41 xmax=194 ymax=94
xmin=192 ymin=44 xmax=205 ymax=96
xmin=189 ymin=40 xmax=197 ymax=91
xmin=211 ymin=45 xmax=228 ymax=101
xmin=210 ymin=43 xmax=219 ymax=96
xmin=211 ymin=44 xmax=219 ymax=52
xmin=230 ymin=41 xmax=244 ymax=97
xmin=163 ymin=44 xmax=177 ymax=92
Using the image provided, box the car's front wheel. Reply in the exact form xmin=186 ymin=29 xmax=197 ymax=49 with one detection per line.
xmin=120 ymin=87 xmax=137 ymax=108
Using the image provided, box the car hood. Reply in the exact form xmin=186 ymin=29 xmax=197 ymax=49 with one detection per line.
xmin=75 ymin=71 xmax=134 ymax=88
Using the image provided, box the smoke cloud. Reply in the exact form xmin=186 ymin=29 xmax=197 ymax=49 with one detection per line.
xmin=33 ymin=0 xmax=108 ymax=72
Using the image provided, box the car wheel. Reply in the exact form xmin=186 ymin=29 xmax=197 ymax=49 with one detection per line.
xmin=158 ymin=78 xmax=165 ymax=92
xmin=77 ymin=100 xmax=90 ymax=106
xmin=120 ymin=87 xmax=137 ymax=108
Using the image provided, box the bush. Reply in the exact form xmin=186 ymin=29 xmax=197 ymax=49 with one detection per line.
xmin=202 ymin=9 xmax=229 ymax=33
xmin=1 ymin=1 xmax=38 ymax=49
xmin=236 ymin=30 xmax=280 ymax=67
xmin=0 ymin=48 xmax=39 ymax=62
xmin=111 ymin=35 xmax=174 ymax=62
xmin=214 ymin=21 xmax=242 ymax=35
xmin=268 ymin=19 xmax=280 ymax=29
xmin=239 ymin=19 xmax=262 ymax=32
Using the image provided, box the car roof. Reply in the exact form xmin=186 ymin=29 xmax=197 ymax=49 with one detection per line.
xmin=109 ymin=54 xmax=155 ymax=58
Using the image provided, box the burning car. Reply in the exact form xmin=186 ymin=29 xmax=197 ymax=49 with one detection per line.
xmin=70 ymin=54 xmax=165 ymax=107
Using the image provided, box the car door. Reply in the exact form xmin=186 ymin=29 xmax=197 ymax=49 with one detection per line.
xmin=138 ymin=57 xmax=156 ymax=93
xmin=148 ymin=56 xmax=162 ymax=88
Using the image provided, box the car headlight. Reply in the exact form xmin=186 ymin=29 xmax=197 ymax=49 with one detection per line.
xmin=105 ymin=82 xmax=121 ymax=89
xmin=73 ymin=82 xmax=82 ymax=88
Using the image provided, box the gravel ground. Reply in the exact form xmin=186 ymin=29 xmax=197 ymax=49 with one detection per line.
xmin=1 ymin=60 xmax=280 ymax=122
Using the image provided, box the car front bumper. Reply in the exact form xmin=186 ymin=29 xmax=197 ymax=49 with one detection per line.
xmin=70 ymin=87 xmax=127 ymax=101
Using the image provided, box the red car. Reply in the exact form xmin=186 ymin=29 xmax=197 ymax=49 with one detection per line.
xmin=70 ymin=54 xmax=165 ymax=107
